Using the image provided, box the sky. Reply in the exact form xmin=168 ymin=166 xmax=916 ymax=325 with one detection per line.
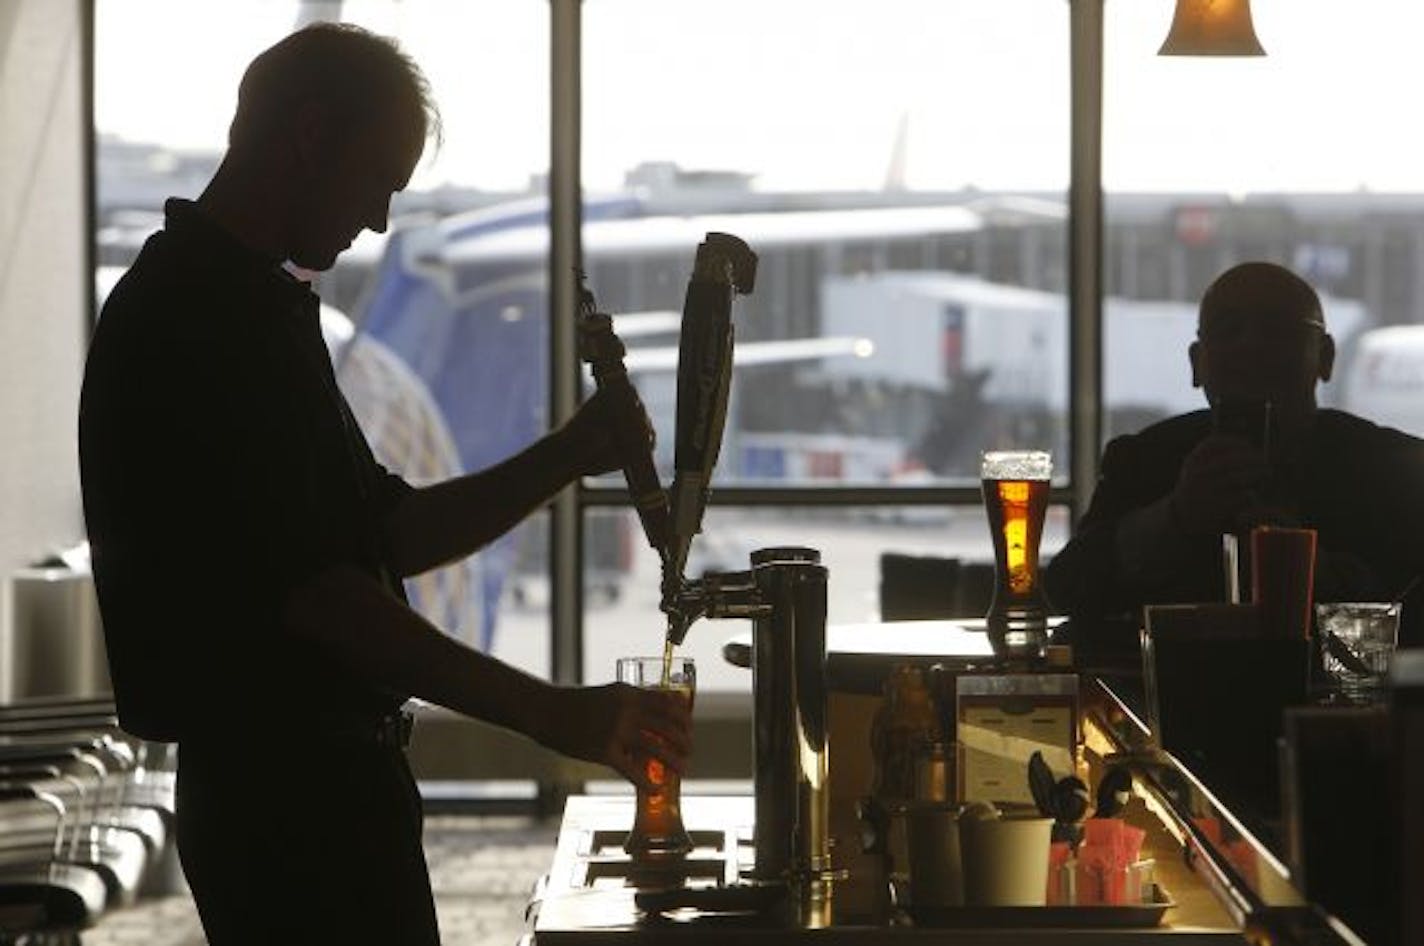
xmin=95 ymin=0 xmax=1424 ymax=195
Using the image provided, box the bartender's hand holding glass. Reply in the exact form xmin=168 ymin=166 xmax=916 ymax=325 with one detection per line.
xmin=618 ymin=657 xmax=696 ymax=857
xmin=1168 ymin=434 xmax=1271 ymax=535
xmin=543 ymin=683 xmax=691 ymax=790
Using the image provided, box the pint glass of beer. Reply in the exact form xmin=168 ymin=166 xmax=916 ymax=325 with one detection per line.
xmin=617 ymin=656 xmax=695 ymax=858
xmin=980 ymin=451 xmax=1052 ymax=658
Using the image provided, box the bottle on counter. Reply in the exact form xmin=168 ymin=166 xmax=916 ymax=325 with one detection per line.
xmin=870 ymin=663 xmax=943 ymax=803
xmin=866 ymin=664 xmax=945 ymax=904
xmin=914 ymin=739 xmax=953 ymax=804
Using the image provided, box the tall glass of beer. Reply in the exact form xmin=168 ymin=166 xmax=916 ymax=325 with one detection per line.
xmin=981 ymin=451 xmax=1052 ymax=658
xmin=618 ymin=656 xmax=695 ymax=858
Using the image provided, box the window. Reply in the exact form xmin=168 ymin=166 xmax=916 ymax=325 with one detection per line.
xmin=95 ymin=0 xmax=552 ymax=677
xmin=581 ymin=0 xmax=1071 ymax=690
xmin=96 ymin=1 xmax=1076 ymax=700
xmin=1103 ymin=0 xmax=1424 ymax=444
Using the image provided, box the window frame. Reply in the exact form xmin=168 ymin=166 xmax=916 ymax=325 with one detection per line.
xmin=548 ymin=0 xmax=1104 ymax=692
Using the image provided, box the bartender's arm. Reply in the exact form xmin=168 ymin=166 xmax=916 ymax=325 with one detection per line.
xmin=382 ymin=387 xmax=631 ymax=577
xmin=282 ymin=565 xmax=688 ymax=788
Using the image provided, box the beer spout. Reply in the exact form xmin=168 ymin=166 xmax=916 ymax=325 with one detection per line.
xmin=662 ymin=569 xmax=701 ymax=647
xmin=661 ymin=566 xmax=765 ymax=646
xmin=665 ymin=612 xmax=692 ymax=649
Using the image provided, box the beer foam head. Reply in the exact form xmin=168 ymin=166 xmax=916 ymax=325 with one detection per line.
xmin=980 ymin=451 xmax=1052 ymax=481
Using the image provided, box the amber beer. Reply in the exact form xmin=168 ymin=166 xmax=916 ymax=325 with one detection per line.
xmin=618 ymin=656 xmax=695 ymax=857
xmin=980 ymin=451 xmax=1052 ymax=657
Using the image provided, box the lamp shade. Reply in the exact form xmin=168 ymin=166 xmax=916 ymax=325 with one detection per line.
xmin=1158 ymin=0 xmax=1266 ymax=56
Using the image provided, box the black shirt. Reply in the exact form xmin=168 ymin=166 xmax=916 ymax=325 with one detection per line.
xmin=1045 ymin=408 xmax=1424 ymax=648
xmin=80 ymin=199 xmax=408 ymax=741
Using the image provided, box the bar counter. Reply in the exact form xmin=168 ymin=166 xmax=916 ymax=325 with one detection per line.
xmin=524 ymin=622 xmax=1370 ymax=944
xmin=528 ymin=793 xmax=1246 ymax=944
xmin=526 ymin=701 xmax=1356 ymax=941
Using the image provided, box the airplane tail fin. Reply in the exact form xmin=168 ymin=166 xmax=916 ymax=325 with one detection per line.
xmin=294 ymin=1 xmax=345 ymax=29
xmin=884 ymin=111 xmax=910 ymax=192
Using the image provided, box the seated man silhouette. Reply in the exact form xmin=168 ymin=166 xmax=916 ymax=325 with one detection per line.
xmin=1046 ymin=261 xmax=1424 ymax=650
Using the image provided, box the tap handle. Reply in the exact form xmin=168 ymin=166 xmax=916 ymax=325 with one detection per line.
xmin=668 ymin=234 xmax=757 ymax=574
xmin=576 ymin=270 xmax=673 ymax=555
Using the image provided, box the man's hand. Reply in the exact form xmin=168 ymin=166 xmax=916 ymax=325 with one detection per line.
xmin=1168 ymin=435 xmax=1271 ymax=535
xmin=558 ymin=386 xmax=656 ymax=479
xmin=538 ymin=683 xmax=692 ymax=790
xmin=565 ymin=312 xmax=659 ymax=478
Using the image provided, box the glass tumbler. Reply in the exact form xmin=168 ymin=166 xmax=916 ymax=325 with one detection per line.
xmin=618 ymin=656 xmax=695 ymax=857
xmin=980 ymin=450 xmax=1053 ymax=658
xmin=1315 ymin=602 xmax=1401 ymax=701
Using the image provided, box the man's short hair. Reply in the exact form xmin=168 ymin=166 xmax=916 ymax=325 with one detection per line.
xmin=229 ymin=22 xmax=441 ymax=152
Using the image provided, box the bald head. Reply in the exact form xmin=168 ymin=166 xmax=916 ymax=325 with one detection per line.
xmin=1189 ymin=262 xmax=1335 ymax=427
xmin=1198 ymin=262 xmax=1325 ymax=338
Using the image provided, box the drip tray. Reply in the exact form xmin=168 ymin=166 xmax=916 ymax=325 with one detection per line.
xmin=585 ymin=830 xmax=726 ymax=856
xmin=574 ymin=829 xmax=743 ymax=889
xmin=579 ymin=857 xmax=728 ymax=890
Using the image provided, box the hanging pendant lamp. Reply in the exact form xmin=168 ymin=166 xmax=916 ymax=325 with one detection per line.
xmin=1158 ymin=0 xmax=1266 ymax=56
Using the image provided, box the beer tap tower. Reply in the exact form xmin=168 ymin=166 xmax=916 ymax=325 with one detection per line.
xmin=581 ymin=234 xmax=837 ymax=913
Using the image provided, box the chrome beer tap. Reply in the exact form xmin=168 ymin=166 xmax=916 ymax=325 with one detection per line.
xmin=590 ymin=233 xmax=834 ymax=902
xmin=666 ymin=546 xmax=834 ymax=893
xmin=647 ymin=236 xmax=834 ymax=892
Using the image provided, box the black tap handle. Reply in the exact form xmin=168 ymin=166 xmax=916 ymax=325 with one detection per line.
xmin=667 ymin=235 xmax=757 ymax=577
xmin=577 ymin=271 xmax=672 ymax=555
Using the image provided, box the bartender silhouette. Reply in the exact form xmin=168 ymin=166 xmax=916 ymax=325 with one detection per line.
xmin=1047 ymin=261 xmax=1424 ymax=650
xmin=79 ymin=23 xmax=688 ymax=945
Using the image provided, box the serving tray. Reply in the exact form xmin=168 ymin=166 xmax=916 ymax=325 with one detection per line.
xmin=907 ymin=884 xmax=1174 ymax=929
